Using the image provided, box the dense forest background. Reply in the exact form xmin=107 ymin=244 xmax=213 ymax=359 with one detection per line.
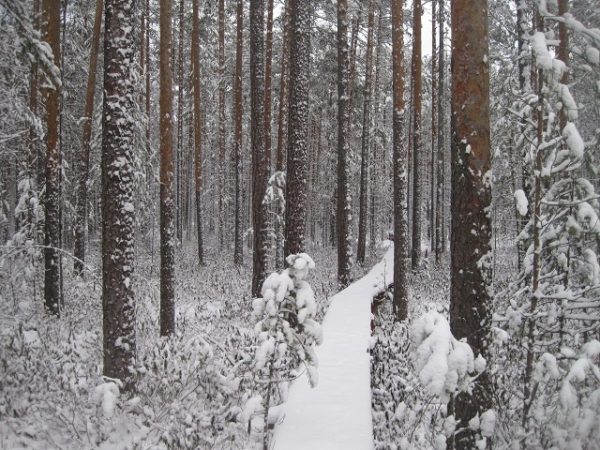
xmin=1 ymin=0 xmax=600 ymax=448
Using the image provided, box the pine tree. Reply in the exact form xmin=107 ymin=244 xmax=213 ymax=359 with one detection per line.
xmin=233 ymin=0 xmax=243 ymax=266
xmin=159 ymin=0 xmax=175 ymax=336
xmin=74 ymin=0 xmax=103 ymax=276
xmin=336 ymin=0 xmax=352 ymax=289
xmin=251 ymin=0 xmax=269 ymax=297
xmin=284 ymin=0 xmax=310 ymax=256
xmin=410 ymin=0 xmax=422 ymax=270
xmin=392 ymin=0 xmax=408 ymax=321
xmin=192 ymin=0 xmax=204 ymax=266
xmin=41 ymin=0 xmax=62 ymax=315
xmin=357 ymin=0 xmax=375 ymax=266
xmin=448 ymin=0 xmax=493 ymax=447
xmin=101 ymin=0 xmax=137 ymax=391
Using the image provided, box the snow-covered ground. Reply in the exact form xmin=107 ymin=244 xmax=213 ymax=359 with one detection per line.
xmin=272 ymin=244 xmax=394 ymax=450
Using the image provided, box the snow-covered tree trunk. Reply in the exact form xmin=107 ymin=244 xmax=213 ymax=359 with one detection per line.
xmin=357 ymin=0 xmax=375 ymax=266
xmin=159 ymin=0 xmax=175 ymax=336
xmin=448 ymin=0 xmax=493 ymax=447
xmin=391 ymin=0 xmax=408 ymax=321
xmin=336 ymin=0 xmax=352 ymax=289
xmin=430 ymin=0 xmax=437 ymax=258
xmin=284 ymin=0 xmax=310 ymax=257
xmin=251 ymin=0 xmax=269 ymax=297
xmin=101 ymin=0 xmax=137 ymax=391
xmin=192 ymin=0 xmax=204 ymax=267
xmin=217 ymin=0 xmax=226 ymax=249
xmin=233 ymin=0 xmax=243 ymax=266
xmin=74 ymin=0 xmax=103 ymax=276
xmin=42 ymin=0 xmax=62 ymax=315
xmin=410 ymin=0 xmax=422 ymax=270
xmin=435 ymin=0 xmax=445 ymax=264
xmin=275 ymin=0 xmax=290 ymax=172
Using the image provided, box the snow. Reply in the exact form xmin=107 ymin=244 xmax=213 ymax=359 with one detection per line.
xmin=272 ymin=245 xmax=394 ymax=450
xmin=514 ymin=189 xmax=528 ymax=216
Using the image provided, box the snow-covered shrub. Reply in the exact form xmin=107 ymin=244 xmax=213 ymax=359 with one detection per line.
xmin=496 ymin=4 xmax=600 ymax=448
xmin=252 ymin=253 xmax=323 ymax=387
xmin=252 ymin=253 xmax=323 ymax=447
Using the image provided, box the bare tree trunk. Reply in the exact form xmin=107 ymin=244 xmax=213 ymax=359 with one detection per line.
xmin=392 ymin=0 xmax=408 ymax=321
xmin=370 ymin=11 xmax=383 ymax=256
xmin=102 ymin=0 xmax=137 ymax=391
xmin=233 ymin=0 xmax=243 ymax=265
xmin=448 ymin=0 xmax=493 ymax=446
xmin=275 ymin=0 xmax=290 ymax=171
xmin=284 ymin=0 xmax=310 ymax=256
xmin=192 ymin=0 xmax=204 ymax=266
xmin=251 ymin=0 xmax=269 ymax=297
xmin=410 ymin=0 xmax=422 ymax=270
xmin=74 ymin=0 xmax=103 ymax=276
xmin=336 ymin=0 xmax=352 ymax=289
xmin=159 ymin=0 xmax=175 ymax=336
xmin=357 ymin=0 xmax=375 ymax=266
xmin=42 ymin=0 xmax=62 ymax=315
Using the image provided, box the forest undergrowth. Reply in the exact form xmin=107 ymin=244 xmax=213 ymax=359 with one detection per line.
xmin=0 ymin=241 xmax=353 ymax=449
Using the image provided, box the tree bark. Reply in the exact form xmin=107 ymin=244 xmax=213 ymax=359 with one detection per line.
xmin=448 ymin=0 xmax=493 ymax=446
xmin=74 ymin=0 xmax=103 ymax=276
xmin=233 ymin=0 xmax=243 ymax=265
xmin=102 ymin=0 xmax=137 ymax=391
xmin=192 ymin=0 xmax=205 ymax=266
xmin=435 ymin=0 xmax=445 ymax=263
xmin=392 ymin=0 xmax=408 ymax=321
xmin=336 ymin=0 xmax=352 ymax=289
xmin=251 ymin=0 xmax=269 ymax=297
xmin=218 ymin=0 xmax=226 ymax=248
xmin=176 ymin=0 xmax=185 ymax=243
xmin=42 ymin=0 xmax=62 ymax=315
xmin=275 ymin=0 xmax=291 ymax=171
xmin=430 ymin=0 xmax=437 ymax=258
xmin=264 ymin=0 xmax=274 ymax=170
xmin=159 ymin=0 xmax=175 ymax=336
xmin=284 ymin=0 xmax=310 ymax=257
xmin=410 ymin=0 xmax=422 ymax=270
xmin=357 ymin=0 xmax=375 ymax=266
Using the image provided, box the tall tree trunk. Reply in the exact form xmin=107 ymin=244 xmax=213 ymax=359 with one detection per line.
xmin=370 ymin=10 xmax=383 ymax=257
xmin=233 ymin=0 xmax=243 ymax=266
xmin=159 ymin=0 xmax=175 ymax=336
xmin=410 ymin=0 xmax=422 ymax=270
xmin=430 ymin=0 xmax=437 ymax=257
xmin=558 ymin=0 xmax=569 ymax=131
xmin=264 ymin=0 xmax=274 ymax=170
xmin=275 ymin=0 xmax=290 ymax=171
xmin=284 ymin=0 xmax=310 ymax=256
xmin=102 ymin=0 xmax=137 ymax=391
xmin=336 ymin=0 xmax=352 ymax=289
xmin=392 ymin=0 xmax=408 ymax=321
xmin=74 ymin=0 xmax=103 ymax=275
xmin=435 ymin=0 xmax=445 ymax=263
xmin=42 ymin=0 xmax=62 ymax=315
xmin=176 ymin=0 xmax=184 ymax=243
xmin=145 ymin=0 xmax=151 ymax=165
xmin=192 ymin=0 xmax=204 ymax=266
xmin=357 ymin=0 xmax=375 ymax=266
xmin=251 ymin=0 xmax=269 ymax=297
xmin=448 ymin=0 xmax=493 ymax=447
xmin=218 ymin=0 xmax=226 ymax=248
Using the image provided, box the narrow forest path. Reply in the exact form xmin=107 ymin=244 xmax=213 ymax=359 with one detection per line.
xmin=272 ymin=245 xmax=394 ymax=450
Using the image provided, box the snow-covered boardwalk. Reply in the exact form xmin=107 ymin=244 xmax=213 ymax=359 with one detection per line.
xmin=272 ymin=246 xmax=394 ymax=450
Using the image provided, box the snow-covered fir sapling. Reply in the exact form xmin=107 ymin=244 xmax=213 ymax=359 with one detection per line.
xmin=252 ymin=253 xmax=323 ymax=448
xmin=263 ymin=171 xmax=286 ymax=271
xmin=412 ymin=310 xmax=494 ymax=448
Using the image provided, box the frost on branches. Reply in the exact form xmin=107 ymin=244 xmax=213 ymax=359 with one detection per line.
xmin=498 ymin=5 xmax=600 ymax=448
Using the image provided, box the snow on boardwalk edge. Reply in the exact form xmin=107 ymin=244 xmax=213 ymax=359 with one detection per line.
xmin=272 ymin=244 xmax=394 ymax=450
